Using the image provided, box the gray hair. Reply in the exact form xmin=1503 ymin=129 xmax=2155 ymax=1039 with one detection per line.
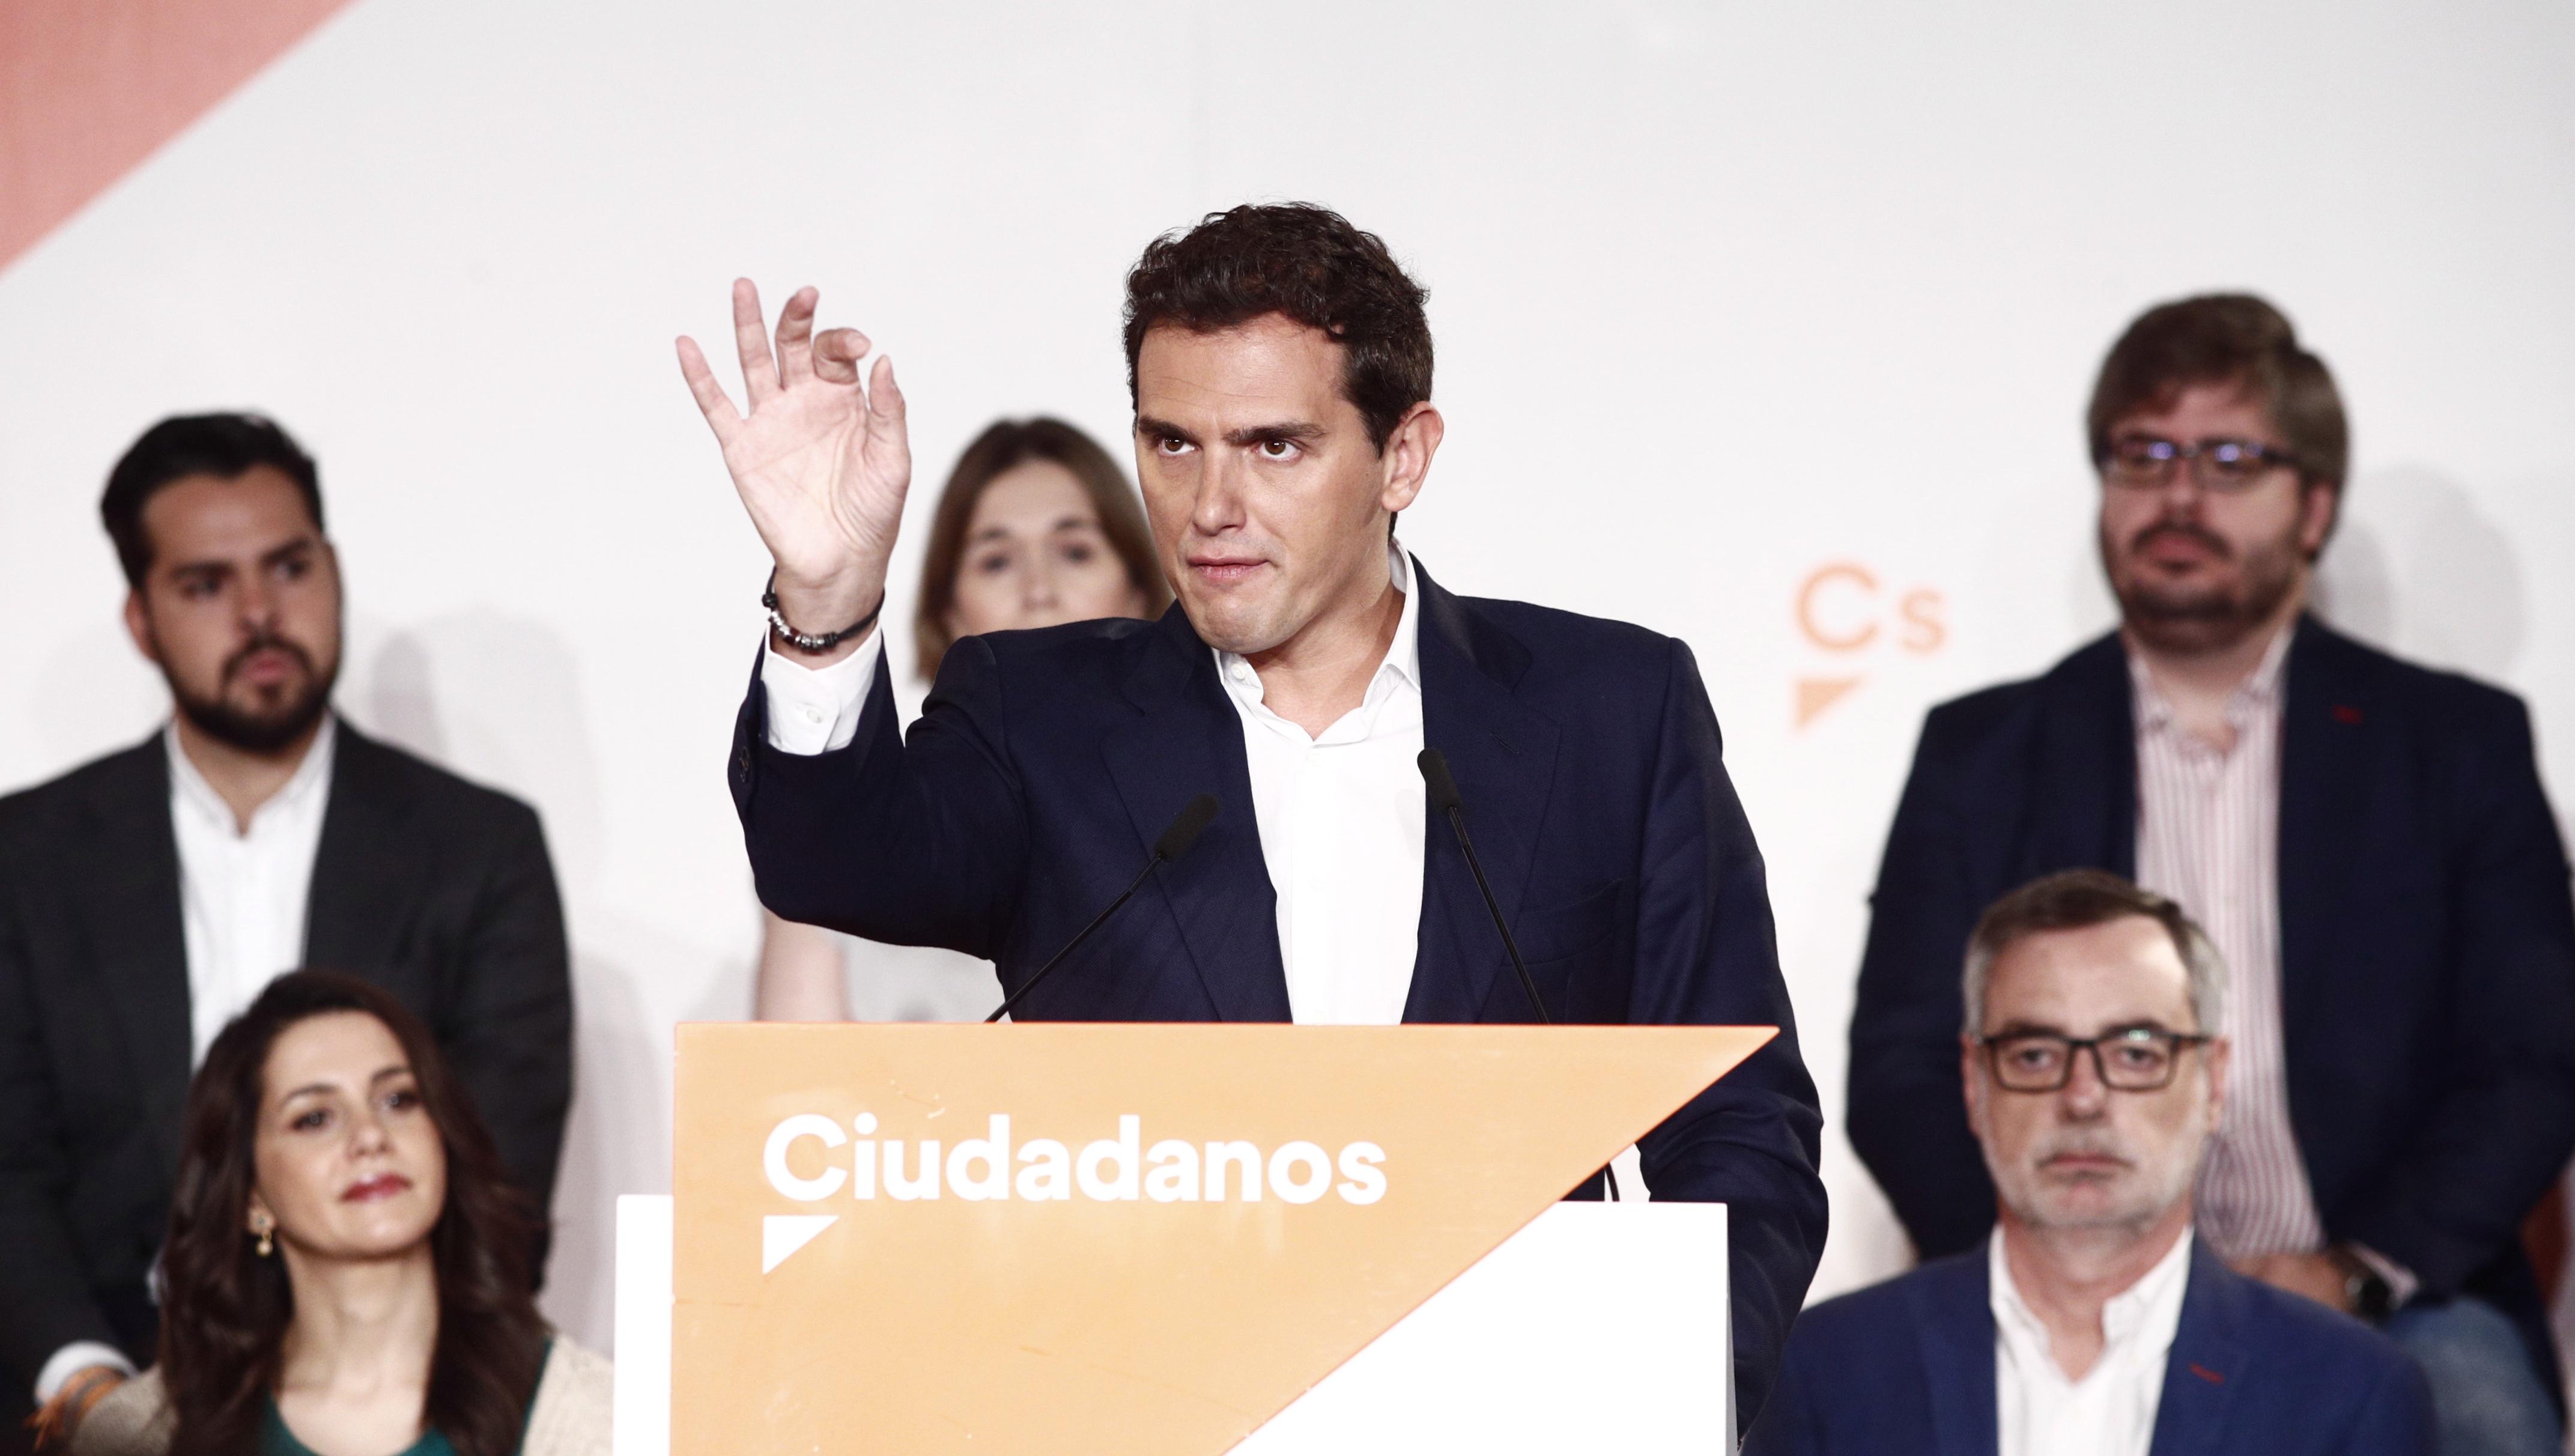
xmin=1961 ymin=869 xmax=2227 ymax=1037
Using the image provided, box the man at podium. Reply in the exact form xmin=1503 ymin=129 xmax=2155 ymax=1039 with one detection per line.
xmin=677 ymin=202 xmax=1826 ymax=1429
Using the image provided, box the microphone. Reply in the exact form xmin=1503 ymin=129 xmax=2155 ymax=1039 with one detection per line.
xmin=986 ymin=793 xmax=1219 ymax=1023
xmin=1420 ymin=750 xmax=1619 ymax=1197
xmin=1417 ymin=749 xmax=1552 ymax=1025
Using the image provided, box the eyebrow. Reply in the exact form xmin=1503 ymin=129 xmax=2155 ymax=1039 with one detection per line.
xmin=276 ymin=1064 xmax=414 ymax=1103
xmin=1134 ymin=416 xmax=1327 ymax=449
xmin=1225 ymin=421 xmax=1324 ymax=449
xmin=1985 ymin=1018 xmax=2182 ymax=1038
xmin=968 ymin=516 xmax=1100 ymax=546
xmin=1134 ymin=415 xmax=1196 ymax=446
xmin=166 ymin=532 xmax=320 ymax=580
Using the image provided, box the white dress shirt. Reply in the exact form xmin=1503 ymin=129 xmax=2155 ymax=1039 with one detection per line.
xmin=2131 ymin=630 xmax=2427 ymax=1295
xmin=1991 ymin=1226 xmax=2194 ymax=1456
xmin=1216 ymin=548 xmax=1424 ymax=1024
xmin=2130 ymin=629 xmax=2419 ymax=1305
xmin=759 ymin=547 xmax=1427 ymax=1025
xmin=34 ymin=718 xmax=337 ymax=1403
xmin=170 ymin=715 xmax=336 ymax=1064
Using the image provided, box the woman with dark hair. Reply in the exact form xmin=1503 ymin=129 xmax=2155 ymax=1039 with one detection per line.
xmin=754 ymin=416 xmax=1169 ymax=1022
xmin=906 ymin=416 xmax=1169 ymax=682
xmin=70 ymin=971 xmax=607 ymax=1456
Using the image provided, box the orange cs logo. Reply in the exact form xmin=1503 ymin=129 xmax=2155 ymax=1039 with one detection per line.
xmin=1795 ymin=563 xmax=1944 ymax=728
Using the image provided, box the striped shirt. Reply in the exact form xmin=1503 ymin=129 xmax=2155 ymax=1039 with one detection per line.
xmin=2129 ymin=627 xmax=2326 ymax=1261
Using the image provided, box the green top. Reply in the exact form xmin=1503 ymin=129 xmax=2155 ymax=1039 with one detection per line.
xmin=258 ymin=1403 xmax=458 ymax=1456
xmin=259 ymin=1339 xmax=550 ymax=1456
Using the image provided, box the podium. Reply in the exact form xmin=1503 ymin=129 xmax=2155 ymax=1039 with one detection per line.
xmin=613 ymin=1022 xmax=1768 ymax=1454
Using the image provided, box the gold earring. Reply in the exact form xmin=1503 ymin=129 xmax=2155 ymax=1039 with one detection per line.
xmin=253 ymin=1220 xmax=274 ymax=1258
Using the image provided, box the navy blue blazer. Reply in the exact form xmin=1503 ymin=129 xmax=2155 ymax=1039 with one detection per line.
xmin=729 ymin=560 xmax=1827 ymax=1426
xmin=1745 ymin=1239 xmax=2433 ymax=1456
xmin=1847 ymin=616 xmax=2575 ymax=1386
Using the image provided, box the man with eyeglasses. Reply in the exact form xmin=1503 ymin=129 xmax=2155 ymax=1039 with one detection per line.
xmin=1753 ymin=870 xmax=2428 ymax=1455
xmin=1847 ymin=294 xmax=2575 ymax=1453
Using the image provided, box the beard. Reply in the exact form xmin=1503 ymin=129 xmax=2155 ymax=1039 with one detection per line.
xmin=1986 ymin=1105 xmax=2210 ymax=1234
xmin=2102 ymin=516 xmax=2305 ymax=656
xmin=169 ymin=631 xmax=338 ymax=754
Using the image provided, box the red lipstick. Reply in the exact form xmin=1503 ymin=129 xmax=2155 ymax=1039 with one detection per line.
xmin=341 ymin=1173 xmax=412 ymax=1203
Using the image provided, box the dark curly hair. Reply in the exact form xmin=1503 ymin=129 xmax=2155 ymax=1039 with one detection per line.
xmin=1123 ymin=202 xmax=1432 ymax=452
xmin=2086 ymin=293 xmax=2348 ymax=489
xmin=156 ymin=971 xmax=548 ymax=1456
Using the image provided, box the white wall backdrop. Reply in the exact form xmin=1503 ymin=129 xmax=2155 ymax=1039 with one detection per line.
xmin=3 ymin=0 xmax=2571 ymax=1353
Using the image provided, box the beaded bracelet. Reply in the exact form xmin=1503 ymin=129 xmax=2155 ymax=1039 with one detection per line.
xmin=763 ymin=571 xmax=884 ymax=654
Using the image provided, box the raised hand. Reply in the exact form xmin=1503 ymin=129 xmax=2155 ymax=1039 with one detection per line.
xmin=678 ymin=281 xmax=910 ymax=653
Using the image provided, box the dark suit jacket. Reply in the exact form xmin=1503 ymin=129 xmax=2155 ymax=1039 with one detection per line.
xmin=1745 ymin=1239 xmax=2434 ymax=1456
xmin=0 ymin=720 xmax=572 ymax=1391
xmin=1848 ymin=616 xmax=2575 ymax=1385
xmin=730 ymin=561 xmax=1828 ymax=1428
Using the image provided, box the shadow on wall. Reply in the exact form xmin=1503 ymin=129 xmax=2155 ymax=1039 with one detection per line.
xmin=365 ymin=621 xmax=605 ymax=882
xmin=356 ymin=612 xmax=692 ymax=1352
xmin=2312 ymin=466 xmax=2525 ymax=681
xmin=541 ymin=947 xmax=669 ymax=1347
xmin=31 ymin=622 xmax=174 ymax=770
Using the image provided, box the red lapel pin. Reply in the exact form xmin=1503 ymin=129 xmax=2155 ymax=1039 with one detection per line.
xmin=2189 ymin=1363 xmax=2227 ymax=1385
xmin=2331 ymin=704 xmax=2365 ymax=726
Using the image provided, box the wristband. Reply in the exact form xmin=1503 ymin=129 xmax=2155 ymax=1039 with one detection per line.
xmin=28 ymin=1365 xmax=124 ymax=1448
xmin=763 ymin=572 xmax=884 ymax=654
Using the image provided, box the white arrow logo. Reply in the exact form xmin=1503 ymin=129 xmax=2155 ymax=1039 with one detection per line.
xmin=762 ymin=1214 xmax=839 ymax=1274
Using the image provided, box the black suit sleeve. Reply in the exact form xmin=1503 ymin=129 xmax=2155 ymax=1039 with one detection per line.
xmin=2334 ymin=694 xmax=2575 ymax=1297
xmin=1846 ymin=708 xmax=1997 ymax=1258
xmin=437 ymin=799 xmax=574 ymax=1232
xmin=731 ymin=639 xmax=1029 ymax=955
xmin=1627 ymin=640 xmax=1828 ymax=1435
xmin=0 ymin=888 xmax=118 ymax=1389
xmin=1738 ymin=1330 xmax=1823 ymax=1456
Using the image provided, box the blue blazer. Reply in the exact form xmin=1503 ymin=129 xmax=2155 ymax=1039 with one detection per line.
xmin=1745 ymin=1240 xmax=2434 ymax=1456
xmin=728 ymin=560 xmax=1826 ymax=1427
xmin=1846 ymin=617 xmax=2575 ymax=1386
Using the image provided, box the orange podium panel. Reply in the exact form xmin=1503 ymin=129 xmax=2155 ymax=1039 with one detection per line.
xmin=670 ymin=1022 xmax=1771 ymax=1455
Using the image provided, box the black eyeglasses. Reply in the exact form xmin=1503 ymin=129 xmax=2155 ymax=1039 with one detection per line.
xmin=2099 ymin=435 xmax=2302 ymax=493
xmin=1978 ymin=1028 xmax=2212 ymax=1093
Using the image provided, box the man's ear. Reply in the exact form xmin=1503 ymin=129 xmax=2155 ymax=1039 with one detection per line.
xmin=1377 ymin=402 xmax=1443 ymax=516
xmin=2202 ymin=1036 xmax=2232 ymax=1124
xmin=1959 ymin=1034 xmax=1987 ymax=1137
xmin=2299 ymin=481 xmax=2340 ymax=558
xmin=123 ymin=590 xmax=161 ymax=665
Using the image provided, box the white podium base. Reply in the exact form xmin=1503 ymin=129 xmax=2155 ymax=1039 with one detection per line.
xmin=1237 ymin=1200 xmax=1731 ymax=1451
xmin=613 ymin=1195 xmax=1730 ymax=1454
